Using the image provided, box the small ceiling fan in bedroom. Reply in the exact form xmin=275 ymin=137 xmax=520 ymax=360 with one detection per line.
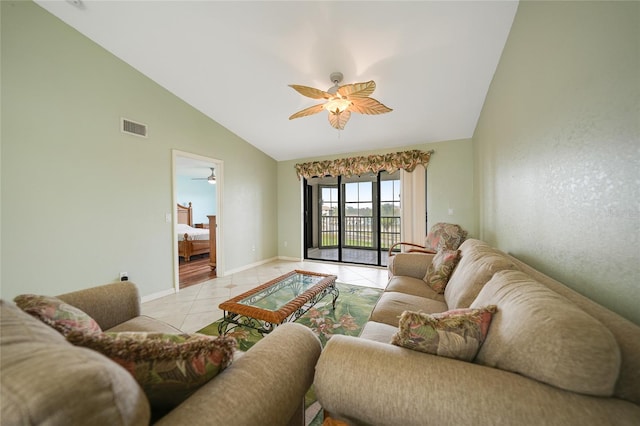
xmin=192 ymin=168 xmax=216 ymax=185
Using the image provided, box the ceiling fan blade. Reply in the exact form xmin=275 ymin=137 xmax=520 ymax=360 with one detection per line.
xmin=192 ymin=167 xmax=216 ymax=180
xmin=289 ymin=104 xmax=325 ymax=120
xmin=337 ymin=80 xmax=376 ymax=98
xmin=289 ymin=85 xmax=332 ymax=100
xmin=328 ymin=109 xmax=351 ymax=130
xmin=349 ymin=97 xmax=393 ymax=115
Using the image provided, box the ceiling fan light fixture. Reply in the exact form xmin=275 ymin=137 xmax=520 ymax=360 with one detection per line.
xmin=324 ymin=97 xmax=352 ymax=114
xmin=288 ymin=72 xmax=392 ymax=130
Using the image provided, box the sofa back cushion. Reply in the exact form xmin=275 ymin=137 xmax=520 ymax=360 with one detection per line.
xmin=510 ymin=255 xmax=640 ymax=405
xmin=444 ymin=239 xmax=518 ymax=309
xmin=57 ymin=282 xmax=141 ymax=330
xmin=1 ymin=301 xmax=150 ymax=425
xmin=471 ymin=270 xmax=621 ymax=397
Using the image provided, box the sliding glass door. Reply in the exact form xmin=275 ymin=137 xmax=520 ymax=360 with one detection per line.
xmin=304 ymin=171 xmax=400 ymax=266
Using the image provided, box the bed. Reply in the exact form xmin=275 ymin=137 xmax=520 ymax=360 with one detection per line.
xmin=177 ymin=202 xmax=210 ymax=262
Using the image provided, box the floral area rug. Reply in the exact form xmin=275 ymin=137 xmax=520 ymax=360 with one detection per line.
xmin=197 ymin=282 xmax=384 ymax=425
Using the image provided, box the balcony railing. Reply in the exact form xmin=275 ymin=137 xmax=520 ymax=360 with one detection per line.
xmin=320 ymin=216 xmax=400 ymax=249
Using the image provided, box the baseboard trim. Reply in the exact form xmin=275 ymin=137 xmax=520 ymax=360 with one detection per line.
xmin=277 ymin=255 xmax=303 ymax=261
xmin=141 ymin=288 xmax=175 ymax=303
xmin=224 ymin=257 xmax=279 ymax=276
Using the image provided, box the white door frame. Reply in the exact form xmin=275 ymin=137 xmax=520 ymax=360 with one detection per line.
xmin=171 ymin=149 xmax=224 ymax=292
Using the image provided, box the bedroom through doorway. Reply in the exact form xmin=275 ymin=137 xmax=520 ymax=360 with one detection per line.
xmin=173 ymin=151 xmax=222 ymax=290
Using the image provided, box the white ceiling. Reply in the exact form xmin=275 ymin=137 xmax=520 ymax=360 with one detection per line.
xmin=35 ymin=0 xmax=518 ymax=162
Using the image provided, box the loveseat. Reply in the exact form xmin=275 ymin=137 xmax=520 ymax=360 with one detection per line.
xmin=314 ymin=239 xmax=640 ymax=425
xmin=1 ymin=282 xmax=322 ymax=425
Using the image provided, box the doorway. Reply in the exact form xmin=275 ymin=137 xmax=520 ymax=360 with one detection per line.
xmin=303 ymin=171 xmax=400 ymax=267
xmin=172 ymin=150 xmax=223 ymax=291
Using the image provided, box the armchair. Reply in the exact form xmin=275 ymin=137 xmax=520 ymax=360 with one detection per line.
xmin=388 ymin=222 xmax=468 ymax=256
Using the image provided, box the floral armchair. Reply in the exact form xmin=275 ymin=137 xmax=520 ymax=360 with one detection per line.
xmin=388 ymin=222 xmax=468 ymax=256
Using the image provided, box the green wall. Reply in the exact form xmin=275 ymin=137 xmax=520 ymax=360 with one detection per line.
xmin=277 ymin=139 xmax=475 ymax=259
xmin=474 ymin=1 xmax=639 ymax=324
xmin=1 ymin=1 xmax=277 ymax=300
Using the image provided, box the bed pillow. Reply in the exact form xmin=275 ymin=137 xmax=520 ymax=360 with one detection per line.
xmin=13 ymin=294 xmax=102 ymax=336
xmin=66 ymin=330 xmax=236 ymax=410
xmin=423 ymin=249 xmax=460 ymax=293
xmin=391 ymin=306 xmax=497 ymax=361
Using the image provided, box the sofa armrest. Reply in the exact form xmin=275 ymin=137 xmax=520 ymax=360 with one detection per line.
xmin=387 ymin=253 xmax=435 ymax=280
xmin=57 ymin=282 xmax=141 ymax=330
xmin=314 ymin=335 xmax=640 ymax=426
xmin=156 ymin=323 xmax=322 ymax=426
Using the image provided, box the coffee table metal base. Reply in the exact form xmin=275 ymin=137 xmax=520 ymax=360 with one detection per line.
xmin=218 ymin=280 xmax=339 ymax=335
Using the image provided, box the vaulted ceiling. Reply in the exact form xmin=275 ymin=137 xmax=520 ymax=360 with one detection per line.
xmin=35 ymin=0 xmax=518 ymax=161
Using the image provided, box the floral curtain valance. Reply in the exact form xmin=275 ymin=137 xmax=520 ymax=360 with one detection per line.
xmin=295 ymin=149 xmax=434 ymax=180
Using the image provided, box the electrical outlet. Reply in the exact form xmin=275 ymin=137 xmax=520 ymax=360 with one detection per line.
xmin=120 ymin=272 xmax=128 ymax=282
xmin=284 ymin=241 xmax=288 ymax=247
xmin=251 ymin=245 xmax=256 ymax=252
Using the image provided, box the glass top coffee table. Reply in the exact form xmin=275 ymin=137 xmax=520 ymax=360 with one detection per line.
xmin=218 ymin=270 xmax=339 ymax=335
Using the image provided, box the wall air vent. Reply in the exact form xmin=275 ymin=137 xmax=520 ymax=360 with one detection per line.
xmin=121 ymin=118 xmax=148 ymax=138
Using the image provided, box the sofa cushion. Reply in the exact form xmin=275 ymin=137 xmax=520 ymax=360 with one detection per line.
xmin=1 ymin=301 xmax=150 ymax=425
xmin=471 ymin=270 xmax=621 ymax=397
xmin=391 ymin=306 xmax=496 ymax=361
xmin=13 ymin=294 xmax=102 ymax=336
xmin=369 ymin=292 xmax=448 ymax=327
xmin=359 ymin=321 xmax=398 ymax=344
xmin=107 ymin=315 xmax=184 ymax=334
xmin=444 ymin=239 xmax=518 ymax=309
xmin=423 ymin=249 xmax=460 ymax=294
xmin=386 ymin=276 xmax=445 ymax=301
xmin=66 ymin=330 xmax=236 ymax=410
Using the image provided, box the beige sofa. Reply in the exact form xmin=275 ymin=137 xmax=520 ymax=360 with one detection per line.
xmin=1 ymin=282 xmax=322 ymax=425
xmin=314 ymin=239 xmax=640 ymax=425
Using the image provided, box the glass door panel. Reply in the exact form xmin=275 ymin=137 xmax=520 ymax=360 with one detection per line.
xmin=304 ymin=176 xmax=339 ymax=262
xmin=342 ymin=176 xmax=376 ymax=264
xmin=304 ymin=171 xmax=400 ymax=266
xmin=379 ymin=171 xmax=401 ymax=266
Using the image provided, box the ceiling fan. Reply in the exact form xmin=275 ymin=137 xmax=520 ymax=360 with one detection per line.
xmin=192 ymin=168 xmax=216 ymax=184
xmin=288 ymin=72 xmax=393 ymax=130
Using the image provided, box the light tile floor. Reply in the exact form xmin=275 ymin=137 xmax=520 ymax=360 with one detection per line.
xmin=142 ymin=259 xmax=389 ymax=333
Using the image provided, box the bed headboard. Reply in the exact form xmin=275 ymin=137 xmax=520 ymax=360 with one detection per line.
xmin=177 ymin=202 xmax=193 ymax=226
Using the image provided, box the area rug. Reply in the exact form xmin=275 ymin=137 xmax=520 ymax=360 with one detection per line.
xmin=197 ymin=282 xmax=384 ymax=425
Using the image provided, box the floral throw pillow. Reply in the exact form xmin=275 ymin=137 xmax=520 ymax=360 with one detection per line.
xmin=66 ymin=331 xmax=236 ymax=410
xmin=423 ymin=249 xmax=461 ymax=293
xmin=13 ymin=294 xmax=102 ymax=336
xmin=391 ymin=306 xmax=497 ymax=361
xmin=424 ymin=223 xmax=468 ymax=251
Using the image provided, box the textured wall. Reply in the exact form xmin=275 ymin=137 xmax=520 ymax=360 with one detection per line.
xmin=474 ymin=1 xmax=639 ymax=324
